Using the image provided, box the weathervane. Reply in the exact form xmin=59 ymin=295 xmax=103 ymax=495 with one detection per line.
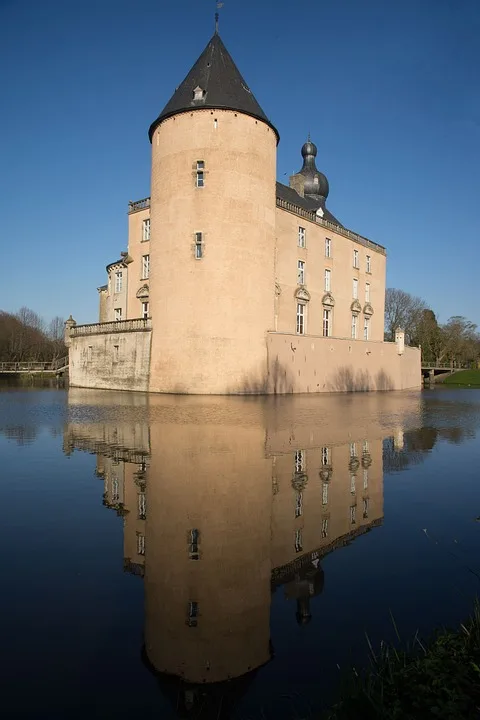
xmin=215 ymin=1 xmax=224 ymax=34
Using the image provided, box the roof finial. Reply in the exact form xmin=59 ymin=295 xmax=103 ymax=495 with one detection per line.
xmin=215 ymin=2 xmax=223 ymax=34
xmin=307 ymin=131 xmax=311 ymax=142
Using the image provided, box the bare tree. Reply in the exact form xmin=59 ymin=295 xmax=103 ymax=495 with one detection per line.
xmin=437 ymin=316 xmax=479 ymax=367
xmin=384 ymin=289 xmax=426 ymax=344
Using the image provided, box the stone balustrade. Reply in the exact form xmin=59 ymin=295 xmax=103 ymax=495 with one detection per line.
xmin=71 ymin=318 xmax=152 ymax=336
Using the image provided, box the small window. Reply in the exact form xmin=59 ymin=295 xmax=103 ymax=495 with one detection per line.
xmin=350 ymin=442 xmax=357 ymax=458
xmin=187 ymin=601 xmax=199 ymax=627
xmin=113 ymin=345 xmax=119 ymax=362
xmin=363 ymin=469 xmax=369 ymax=489
xmin=298 ymin=226 xmax=306 ymax=248
xmin=296 ymin=303 xmax=305 ymax=335
xmin=114 ymin=308 xmax=122 ymax=321
xmin=295 ymin=491 xmax=303 ymax=518
xmin=322 ymin=483 xmax=328 ymax=506
xmin=351 ymin=314 xmax=358 ymax=339
xmin=141 ymin=254 xmax=150 ymax=280
xmin=115 ymin=271 xmax=123 ymax=293
xmin=138 ymin=492 xmax=146 ymax=520
xmin=324 ymin=268 xmax=331 ymax=292
xmin=142 ymin=302 xmax=149 ymax=320
xmin=366 ymin=255 xmax=371 ymax=273
xmin=195 ymin=231 xmax=203 ymax=259
xmin=352 ymin=278 xmax=358 ymax=299
xmin=294 ymin=528 xmax=303 ymax=553
xmin=351 ymin=475 xmax=356 ymax=494
xmin=325 ymin=237 xmax=332 ymax=258
xmin=321 ymin=517 xmax=329 ymax=539
xmin=350 ymin=505 xmax=356 ymax=525
xmin=142 ymin=218 xmax=151 ymax=242
xmin=193 ymin=86 xmax=204 ymax=100
xmin=195 ymin=161 xmax=205 ymax=188
xmin=137 ymin=533 xmax=145 ymax=556
xmin=112 ymin=479 xmax=119 ymax=502
xmin=297 ymin=260 xmax=305 ymax=285
xmin=322 ymin=308 xmax=331 ymax=337
xmin=189 ymin=528 xmax=199 ymax=560
xmin=294 ymin=449 xmax=305 ymax=473
xmin=87 ymin=345 xmax=93 ymax=362
xmin=363 ymin=440 xmax=369 ymax=453
xmin=353 ymin=249 xmax=359 ymax=269
xmin=321 ymin=447 xmax=330 ymax=466
xmin=364 ymin=316 xmax=370 ymax=341
xmin=363 ymin=498 xmax=369 ymax=519
xmin=365 ymin=283 xmax=370 ymax=302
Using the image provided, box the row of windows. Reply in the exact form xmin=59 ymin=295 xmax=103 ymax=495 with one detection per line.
xmin=297 ymin=261 xmax=371 ymax=301
xmin=294 ymin=442 xmax=369 ymax=472
xmin=111 ymin=302 xmax=149 ymax=322
xmin=296 ymin=304 xmax=371 ymax=339
xmin=112 ymin=256 xmax=150 ymax=294
xmin=294 ymin=469 xmax=369 ymax=517
xmin=298 ymin=226 xmax=372 ymax=272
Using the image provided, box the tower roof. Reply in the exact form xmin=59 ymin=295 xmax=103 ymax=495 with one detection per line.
xmin=148 ymin=33 xmax=279 ymax=142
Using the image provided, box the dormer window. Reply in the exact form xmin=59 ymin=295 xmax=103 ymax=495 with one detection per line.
xmin=193 ymin=85 xmax=205 ymax=101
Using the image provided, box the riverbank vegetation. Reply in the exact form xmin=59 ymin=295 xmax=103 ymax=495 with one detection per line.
xmin=385 ymin=289 xmax=480 ymax=368
xmin=325 ymin=602 xmax=480 ymax=719
xmin=0 ymin=308 xmax=66 ymax=362
xmin=444 ymin=370 xmax=480 ymax=387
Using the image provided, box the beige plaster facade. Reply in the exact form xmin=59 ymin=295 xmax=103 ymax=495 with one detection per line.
xmin=67 ymin=32 xmax=421 ymax=395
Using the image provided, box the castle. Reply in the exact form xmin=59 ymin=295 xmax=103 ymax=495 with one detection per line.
xmin=66 ymin=29 xmax=420 ymax=394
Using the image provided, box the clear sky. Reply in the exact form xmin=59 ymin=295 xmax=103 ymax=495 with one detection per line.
xmin=0 ymin=0 xmax=478 ymax=326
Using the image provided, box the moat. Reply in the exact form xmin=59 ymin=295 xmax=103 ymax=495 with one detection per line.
xmin=1 ymin=384 xmax=480 ymax=718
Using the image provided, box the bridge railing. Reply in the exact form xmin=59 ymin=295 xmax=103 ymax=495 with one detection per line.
xmin=0 ymin=361 xmax=53 ymax=372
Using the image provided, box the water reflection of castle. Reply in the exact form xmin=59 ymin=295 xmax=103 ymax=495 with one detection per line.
xmin=63 ymin=390 xmax=423 ymax=715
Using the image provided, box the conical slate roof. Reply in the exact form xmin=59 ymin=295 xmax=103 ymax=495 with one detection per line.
xmin=148 ymin=33 xmax=279 ymax=142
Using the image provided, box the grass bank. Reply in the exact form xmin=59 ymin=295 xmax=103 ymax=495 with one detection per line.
xmin=444 ymin=369 xmax=480 ymax=386
xmin=325 ymin=602 xmax=480 ymax=719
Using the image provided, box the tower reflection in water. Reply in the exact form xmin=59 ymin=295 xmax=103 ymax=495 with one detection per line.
xmin=64 ymin=391 xmax=421 ymax=716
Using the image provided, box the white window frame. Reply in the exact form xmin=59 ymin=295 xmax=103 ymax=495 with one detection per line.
xmin=322 ymin=483 xmax=328 ymax=506
xmin=321 ymin=517 xmax=328 ymax=538
xmin=138 ymin=492 xmax=146 ymax=520
xmin=294 ymin=449 xmax=305 ymax=473
xmin=324 ymin=268 xmax=331 ymax=292
xmin=321 ymin=446 xmax=330 ymax=466
xmin=353 ymin=249 xmax=359 ymax=269
xmin=295 ymin=491 xmax=303 ymax=518
xmin=364 ymin=316 xmax=370 ymax=341
xmin=114 ymin=271 xmax=123 ymax=294
xmin=142 ymin=302 xmax=149 ymax=320
xmin=366 ymin=255 xmax=371 ymax=273
xmin=296 ymin=303 xmax=305 ymax=335
xmin=142 ymin=218 xmax=150 ymax=242
xmin=141 ymin=254 xmax=150 ymax=280
xmin=297 ymin=260 xmax=305 ymax=285
xmin=352 ymin=278 xmax=358 ymax=299
xmin=351 ymin=475 xmax=356 ymax=494
xmin=195 ymin=160 xmax=205 ymax=188
xmin=351 ymin=314 xmax=358 ymax=339
xmin=350 ymin=505 xmax=356 ymax=524
xmin=112 ymin=478 xmax=119 ymax=503
xmin=294 ymin=528 xmax=303 ymax=553
xmin=137 ymin=533 xmax=145 ymax=556
xmin=365 ymin=282 xmax=370 ymax=302
xmin=363 ymin=469 xmax=369 ymax=489
xmin=195 ymin=231 xmax=203 ymax=259
xmin=298 ymin=226 xmax=306 ymax=248
xmin=114 ymin=308 xmax=122 ymax=322
xmin=350 ymin=442 xmax=357 ymax=457
xmin=322 ymin=308 xmax=331 ymax=337
xmin=325 ymin=237 xmax=331 ymax=258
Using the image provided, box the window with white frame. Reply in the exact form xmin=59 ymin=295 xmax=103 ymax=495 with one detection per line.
xmin=114 ymin=308 xmax=122 ymax=321
xmin=352 ymin=278 xmax=358 ymax=299
xmin=137 ymin=533 xmax=145 ymax=556
xmin=295 ymin=491 xmax=303 ymax=518
xmin=323 ymin=308 xmax=331 ymax=337
xmin=112 ymin=479 xmax=119 ymax=503
xmin=189 ymin=528 xmax=200 ymax=560
xmin=297 ymin=260 xmax=305 ymax=285
xmin=142 ymin=302 xmax=149 ymax=320
xmin=142 ymin=218 xmax=150 ymax=242
xmin=195 ymin=160 xmax=205 ymax=187
xmin=325 ymin=237 xmax=332 ymax=258
xmin=363 ymin=469 xmax=369 ymax=489
xmin=363 ymin=498 xmax=369 ymax=519
xmin=365 ymin=282 xmax=370 ymax=302
xmin=138 ymin=492 xmax=146 ymax=520
xmin=364 ymin=316 xmax=370 ymax=340
xmin=351 ymin=314 xmax=358 ymax=339
xmin=115 ymin=271 xmax=123 ymax=293
xmin=294 ymin=528 xmax=303 ymax=553
xmin=324 ymin=268 xmax=331 ymax=292
xmin=294 ymin=449 xmax=306 ymax=473
xmin=366 ymin=255 xmax=371 ymax=273
xmin=321 ymin=517 xmax=329 ymax=538
xmin=142 ymin=254 xmax=150 ymax=280
xmin=350 ymin=505 xmax=356 ymax=524
xmin=195 ymin=232 xmax=203 ymax=259
xmin=350 ymin=442 xmax=357 ymax=457
xmin=322 ymin=482 xmax=328 ymax=506
xmin=321 ymin=446 xmax=330 ymax=466
xmin=353 ymin=249 xmax=359 ymax=268
xmin=363 ymin=440 xmax=369 ymax=453
xmin=351 ymin=475 xmax=356 ymax=494
xmin=296 ymin=303 xmax=305 ymax=334
xmin=298 ymin=226 xmax=306 ymax=248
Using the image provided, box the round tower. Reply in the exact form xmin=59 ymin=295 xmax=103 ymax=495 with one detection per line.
xmin=148 ymin=32 xmax=278 ymax=394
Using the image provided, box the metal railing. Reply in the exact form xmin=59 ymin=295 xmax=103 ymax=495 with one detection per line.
xmin=128 ymin=197 xmax=150 ymax=213
xmin=0 ymin=358 xmax=67 ymax=373
xmin=71 ymin=318 xmax=152 ymax=336
xmin=275 ymin=197 xmax=386 ymax=255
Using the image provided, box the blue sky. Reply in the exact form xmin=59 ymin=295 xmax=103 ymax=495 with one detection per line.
xmin=0 ymin=0 xmax=478 ymax=326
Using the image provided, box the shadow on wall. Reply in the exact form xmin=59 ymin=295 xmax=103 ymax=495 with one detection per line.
xmin=232 ymin=357 xmax=295 ymax=395
xmin=329 ymin=366 xmax=394 ymax=393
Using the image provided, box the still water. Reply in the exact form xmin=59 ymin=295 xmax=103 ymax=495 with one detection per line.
xmin=1 ymin=385 xmax=480 ymax=718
